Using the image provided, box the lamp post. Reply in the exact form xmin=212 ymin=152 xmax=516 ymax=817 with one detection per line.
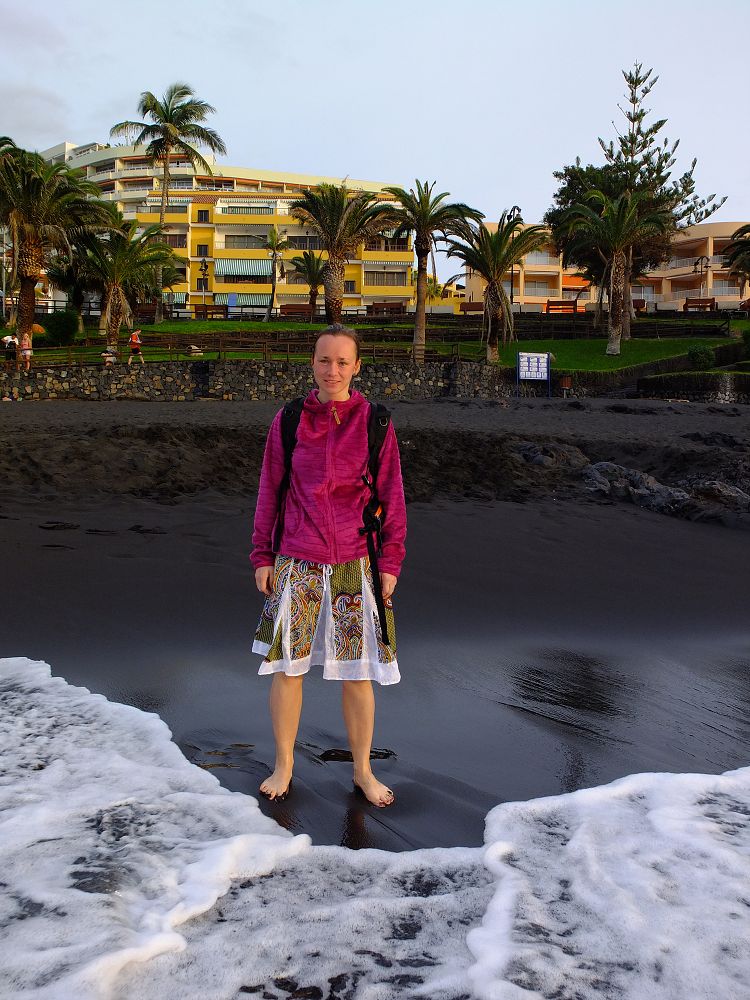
xmin=199 ymin=256 xmax=209 ymax=311
xmin=693 ymin=255 xmax=710 ymax=298
xmin=508 ymin=206 xmax=522 ymax=308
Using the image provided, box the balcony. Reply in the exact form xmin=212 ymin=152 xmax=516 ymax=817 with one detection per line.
xmin=220 ymin=205 xmax=277 ymax=215
xmin=524 ymin=252 xmax=560 ymax=266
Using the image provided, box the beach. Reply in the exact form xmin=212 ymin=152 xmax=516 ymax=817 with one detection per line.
xmin=2 ymin=396 xmax=749 ymax=851
xmin=2 ymin=395 xmax=750 ymax=998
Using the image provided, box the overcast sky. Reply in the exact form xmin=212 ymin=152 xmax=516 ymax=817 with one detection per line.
xmin=2 ymin=0 xmax=748 ymax=276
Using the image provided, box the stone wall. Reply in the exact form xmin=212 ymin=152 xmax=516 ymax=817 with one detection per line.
xmin=637 ymin=372 xmax=750 ymax=404
xmin=0 ymin=344 xmax=746 ymax=403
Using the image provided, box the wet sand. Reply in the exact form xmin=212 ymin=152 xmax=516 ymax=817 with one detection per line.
xmin=0 ymin=404 xmax=750 ymax=850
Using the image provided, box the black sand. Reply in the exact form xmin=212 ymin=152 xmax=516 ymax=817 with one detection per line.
xmin=1 ymin=397 xmax=749 ymax=850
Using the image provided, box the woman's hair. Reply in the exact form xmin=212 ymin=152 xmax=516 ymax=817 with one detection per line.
xmin=312 ymin=324 xmax=361 ymax=361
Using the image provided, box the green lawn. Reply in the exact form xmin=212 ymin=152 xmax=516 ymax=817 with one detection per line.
xmin=497 ymin=338 xmax=730 ymax=372
xmin=32 ymin=335 xmax=732 ymax=372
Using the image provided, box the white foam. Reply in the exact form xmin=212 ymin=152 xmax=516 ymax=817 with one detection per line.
xmin=469 ymin=766 xmax=750 ymax=999
xmin=0 ymin=658 xmax=309 ymax=999
xmin=2 ymin=657 xmax=750 ymax=1000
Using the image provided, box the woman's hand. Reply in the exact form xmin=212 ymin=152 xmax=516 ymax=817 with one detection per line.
xmin=255 ymin=566 xmax=274 ymax=596
xmin=380 ymin=573 xmax=397 ymax=601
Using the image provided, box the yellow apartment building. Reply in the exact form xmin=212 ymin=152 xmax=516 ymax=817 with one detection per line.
xmin=41 ymin=141 xmax=413 ymax=314
xmin=463 ymin=221 xmax=749 ymax=312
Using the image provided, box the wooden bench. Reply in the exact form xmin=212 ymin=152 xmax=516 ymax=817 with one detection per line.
xmin=279 ymin=303 xmax=317 ymax=318
xmin=683 ymin=297 xmax=716 ymax=312
xmin=366 ymin=301 xmax=407 ymax=317
xmin=193 ymin=304 xmax=228 ymax=320
xmin=134 ymin=304 xmax=157 ymax=322
xmin=459 ymin=301 xmax=484 ymax=314
xmin=545 ymin=300 xmax=577 ymax=314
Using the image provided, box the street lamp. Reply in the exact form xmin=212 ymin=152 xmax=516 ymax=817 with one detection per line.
xmin=508 ymin=206 xmax=522 ymax=308
xmin=199 ymin=256 xmax=209 ymax=310
xmin=693 ymin=255 xmax=710 ymax=297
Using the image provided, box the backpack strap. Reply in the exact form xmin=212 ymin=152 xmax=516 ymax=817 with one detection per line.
xmin=360 ymin=402 xmax=392 ymax=645
xmin=273 ymin=396 xmax=305 ymax=553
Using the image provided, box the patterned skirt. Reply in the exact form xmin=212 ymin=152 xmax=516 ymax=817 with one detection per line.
xmin=252 ymin=555 xmax=399 ymax=685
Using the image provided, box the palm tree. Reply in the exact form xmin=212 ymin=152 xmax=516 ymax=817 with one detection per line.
xmin=45 ymin=242 xmax=97 ymax=334
xmin=0 ymin=147 xmax=108 ymax=341
xmin=110 ymin=83 xmax=227 ymax=322
xmin=290 ymin=183 xmax=399 ymax=323
xmin=560 ymin=191 xmax=670 ymax=355
xmin=263 ymin=225 xmax=289 ymax=322
xmin=85 ymin=208 xmax=177 ymax=347
xmin=445 ymin=213 xmax=547 ymax=362
xmin=383 ymin=180 xmax=482 ymax=362
xmin=289 ymin=250 xmax=326 ymax=321
xmin=724 ymin=224 xmax=750 ymax=300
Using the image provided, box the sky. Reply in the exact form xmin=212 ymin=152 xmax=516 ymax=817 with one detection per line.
xmin=1 ymin=0 xmax=749 ymax=277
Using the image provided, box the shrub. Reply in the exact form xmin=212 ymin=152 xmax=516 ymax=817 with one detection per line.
xmin=43 ymin=310 xmax=79 ymax=347
xmin=742 ymin=329 xmax=750 ymax=358
xmin=686 ymin=345 xmax=715 ymax=369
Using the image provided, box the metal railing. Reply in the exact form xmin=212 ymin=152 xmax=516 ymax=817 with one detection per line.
xmin=220 ymin=206 xmax=275 ymax=215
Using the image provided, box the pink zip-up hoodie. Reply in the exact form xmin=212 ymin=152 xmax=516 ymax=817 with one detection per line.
xmin=251 ymin=389 xmax=407 ymax=576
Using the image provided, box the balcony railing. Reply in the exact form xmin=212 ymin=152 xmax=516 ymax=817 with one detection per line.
xmin=220 ymin=205 xmax=275 ymax=215
xmin=524 ymin=252 xmax=560 ymax=266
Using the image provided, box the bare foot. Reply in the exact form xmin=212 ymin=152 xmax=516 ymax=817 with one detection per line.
xmin=353 ymin=771 xmax=395 ymax=808
xmin=260 ymin=765 xmax=293 ymax=801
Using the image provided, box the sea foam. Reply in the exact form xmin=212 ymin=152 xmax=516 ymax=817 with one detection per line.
xmin=2 ymin=657 xmax=749 ymax=1000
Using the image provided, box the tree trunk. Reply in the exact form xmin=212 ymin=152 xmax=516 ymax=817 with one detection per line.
xmin=15 ymin=239 xmax=43 ymax=339
xmin=621 ymin=248 xmax=633 ymax=341
xmin=309 ymin=287 xmax=318 ymax=323
xmin=607 ymin=251 xmax=625 ymax=356
xmin=484 ymin=285 xmax=500 ymax=363
xmin=265 ymin=260 xmax=276 ymax=322
xmin=413 ymin=248 xmax=428 ymax=365
xmin=16 ymin=277 xmax=37 ymax=341
xmin=323 ymin=257 xmax=344 ymax=324
xmin=155 ymin=155 xmax=171 ymax=324
xmin=71 ymin=285 xmax=85 ymax=334
xmin=107 ymin=290 xmax=123 ymax=349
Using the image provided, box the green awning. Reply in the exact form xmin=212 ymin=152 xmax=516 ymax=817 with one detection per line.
xmin=213 ymin=258 xmax=272 ymax=276
xmin=169 ymin=292 xmax=187 ymax=304
xmin=213 ymin=293 xmax=271 ymax=306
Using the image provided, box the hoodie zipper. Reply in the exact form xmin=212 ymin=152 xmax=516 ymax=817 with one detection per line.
xmin=325 ymin=404 xmax=339 ymax=563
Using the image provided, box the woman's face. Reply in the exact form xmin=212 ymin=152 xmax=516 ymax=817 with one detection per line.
xmin=312 ymin=334 xmax=361 ymax=402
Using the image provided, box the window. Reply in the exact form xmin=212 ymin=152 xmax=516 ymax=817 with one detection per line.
xmin=197 ymin=243 xmax=209 ymax=257
xmin=220 ymin=275 xmax=270 ymax=284
xmin=161 ymin=234 xmax=187 ymax=248
xmin=524 ymin=281 xmax=554 ymax=297
xmin=197 ymin=209 xmax=209 ymax=223
xmin=364 ymin=271 xmax=407 ymax=287
xmin=196 ymin=277 xmax=209 ymax=291
xmin=344 ymin=280 xmax=356 ymax=294
xmin=287 ymin=235 xmax=324 ymax=251
xmin=225 ymin=234 xmax=264 ymax=249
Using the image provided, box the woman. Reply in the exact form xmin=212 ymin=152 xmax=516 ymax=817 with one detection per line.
xmin=251 ymin=324 xmax=406 ymax=808
xmin=19 ymin=330 xmax=32 ymax=373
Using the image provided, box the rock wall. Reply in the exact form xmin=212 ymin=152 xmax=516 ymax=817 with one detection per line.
xmin=637 ymin=372 xmax=750 ymax=404
xmin=0 ymin=345 xmax=746 ymax=403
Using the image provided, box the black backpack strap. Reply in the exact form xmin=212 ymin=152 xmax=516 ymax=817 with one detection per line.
xmin=366 ymin=402 xmax=391 ymax=484
xmin=273 ymin=397 xmax=305 ymax=553
xmin=360 ymin=402 xmax=392 ymax=645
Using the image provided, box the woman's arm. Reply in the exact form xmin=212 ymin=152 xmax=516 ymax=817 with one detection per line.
xmin=250 ymin=409 xmax=286 ymax=570
xmin=376 ymin=422 xmax=407 ymax=578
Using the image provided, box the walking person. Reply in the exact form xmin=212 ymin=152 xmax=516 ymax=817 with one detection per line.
xmin=127 ymin=328 xmax=145 ymax=366
xmin=3 ymin=332 xmax=19 ymax=373
xmin=251 ymin=324 xmax=406 ymax=808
